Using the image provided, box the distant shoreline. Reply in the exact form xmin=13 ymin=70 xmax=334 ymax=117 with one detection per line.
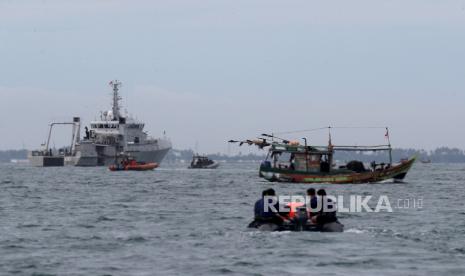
xmin=2 ymin=147 xmax=465 ymax=163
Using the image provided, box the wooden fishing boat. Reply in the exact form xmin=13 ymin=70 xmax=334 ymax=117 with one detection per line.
xmin=259 ymin=150 xmax=415 ymax=184
xmin=230 ymin=129 xmax=416 ymax=184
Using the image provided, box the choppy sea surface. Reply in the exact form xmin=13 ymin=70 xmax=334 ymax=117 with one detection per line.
xmin=1 ymin=162 xmax=465 ymax=275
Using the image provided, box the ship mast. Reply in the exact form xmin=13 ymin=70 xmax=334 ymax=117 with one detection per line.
xmin=109 ymin=80 xmax=122 ymax=120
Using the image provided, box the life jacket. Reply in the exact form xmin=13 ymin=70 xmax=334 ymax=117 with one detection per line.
xmin=286 ymin=202 xmax=305 ymax=219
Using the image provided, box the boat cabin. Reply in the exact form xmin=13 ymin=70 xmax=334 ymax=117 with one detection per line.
xmin=191 ymin=155 xmax=215 ymax=167
xmin=263 ymin=144 xmax=334 ymax=173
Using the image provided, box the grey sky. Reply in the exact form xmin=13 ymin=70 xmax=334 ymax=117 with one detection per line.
xmin=1 ymin=0 xmax=464 ymax=153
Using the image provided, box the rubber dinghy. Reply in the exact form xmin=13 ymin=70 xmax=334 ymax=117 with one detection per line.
xmin=248 ymin=208 xmax=344 ymax=232
xmin=248 ymin=220 xmax=344 ymax=232
xmin=109 ymin=161 xmax=159 ymax=171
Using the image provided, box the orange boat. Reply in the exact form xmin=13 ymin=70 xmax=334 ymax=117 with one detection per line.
xmin=109 ymin=159 xmax=159 ymax=171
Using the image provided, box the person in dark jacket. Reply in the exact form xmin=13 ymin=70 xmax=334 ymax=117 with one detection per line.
xmin=306 ymin=188 xmax=318 ymax=218
xmin=311 ymin=189 xmax=343 ymax=232
xmin=254 ymin=188 xmax=288 ymax=225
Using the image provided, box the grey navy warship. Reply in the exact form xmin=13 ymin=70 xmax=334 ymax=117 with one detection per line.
xmin=29 ymin=80 xmax=172 ymax=166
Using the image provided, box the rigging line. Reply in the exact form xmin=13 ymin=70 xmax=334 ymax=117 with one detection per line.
xmin=274 ymin=126 xmax=388 ymax=135
xmin=274 ymin=127 xmax=329 ymax=135
xmin=330 ymin=126 xmax=388 ymax=129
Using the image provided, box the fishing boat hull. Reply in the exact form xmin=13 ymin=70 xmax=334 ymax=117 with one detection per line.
xmin=260 ymin=157 xmax=416 ymax=184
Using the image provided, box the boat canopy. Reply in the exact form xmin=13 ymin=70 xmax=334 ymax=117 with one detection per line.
xmin=269 ymin=143 xmax=392 ymax=154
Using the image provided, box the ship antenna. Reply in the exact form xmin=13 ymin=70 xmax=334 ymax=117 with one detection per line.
xmin=109 ymin=80 xmax=122 ymax=120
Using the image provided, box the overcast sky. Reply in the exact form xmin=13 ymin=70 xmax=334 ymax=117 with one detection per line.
xmin=1 ymin=0 xmax=464 ymax=153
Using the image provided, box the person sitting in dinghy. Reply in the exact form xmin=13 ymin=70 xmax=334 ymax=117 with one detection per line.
xmin=306 ymin=188 xmax=318 ymax=218
xmin=254 ymin=188 xmax=289 ymax=226
xmin=310 ymin=189 xmax=344 ymax=232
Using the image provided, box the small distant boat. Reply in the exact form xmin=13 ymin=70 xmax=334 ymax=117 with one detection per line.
xmin=188 ymin=155 xmax=219 ymax=169
xmin=109 ymin=156 xmax=158 ymax=171
xmin=420 ymin=159 xmax=432 ymax=164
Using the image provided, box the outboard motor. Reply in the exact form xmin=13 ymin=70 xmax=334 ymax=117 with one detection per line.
xmin=292 ymin=207 xmax=309 ymax=232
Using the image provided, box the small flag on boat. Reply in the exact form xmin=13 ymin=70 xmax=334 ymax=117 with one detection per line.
xmin=385 ymin=128 xmax=389 ymax=139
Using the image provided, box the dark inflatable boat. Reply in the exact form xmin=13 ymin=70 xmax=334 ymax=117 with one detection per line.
xmin=248 ymin=220 xmax=344 ymax=232
xmin=248 ymin=208 xmax=344 ymax=232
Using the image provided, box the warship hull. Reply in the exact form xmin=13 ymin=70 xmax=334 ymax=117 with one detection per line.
xmin=73 ymin=148 xmax=170 ymax=166
xmin=70 ymin=139 xmax=171 ymax=166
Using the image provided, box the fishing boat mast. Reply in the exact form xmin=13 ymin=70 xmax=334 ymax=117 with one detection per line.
xmin=386 ymin=127 xmax=393 ymax=165
xmin=302 ymin=137 xmax=309 ymax=172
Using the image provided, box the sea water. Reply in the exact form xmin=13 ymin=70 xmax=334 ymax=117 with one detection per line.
xmin=1 ymin=162 xmax=464 ymax=275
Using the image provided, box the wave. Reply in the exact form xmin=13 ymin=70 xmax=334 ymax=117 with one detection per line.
xmin=345 ymin=228 xmax=368 ymax=234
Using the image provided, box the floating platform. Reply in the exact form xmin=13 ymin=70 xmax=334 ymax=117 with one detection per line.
xmin=28 ymin=153 xmax=64 ymax=167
